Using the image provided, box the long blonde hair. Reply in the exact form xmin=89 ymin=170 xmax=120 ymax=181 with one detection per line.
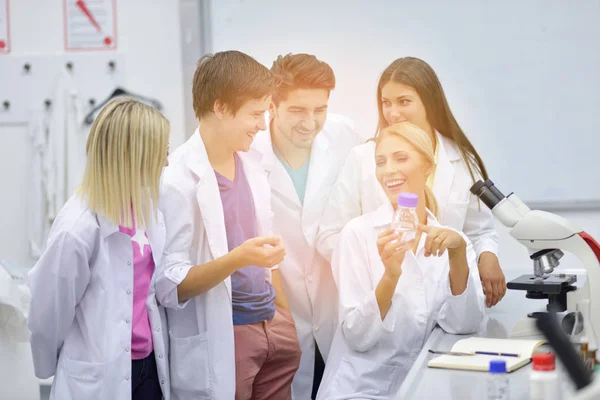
xmin=375 ymin=122 xmax=439 ymax=218
xmin=79 ymin=97 xmax=170 ymax=229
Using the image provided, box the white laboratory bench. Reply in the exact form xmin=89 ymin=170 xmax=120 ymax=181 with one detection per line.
xmin=396 ymin=288 xmax=580 ymax=399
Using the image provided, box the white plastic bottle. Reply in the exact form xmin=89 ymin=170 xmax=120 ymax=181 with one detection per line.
xmin=530 ymin=352 xmax=562 ymax=400
xmin=391 ymin=192 xmax=419 ymax=249
xmin=487 ymin=360 xmax=510 ymax=400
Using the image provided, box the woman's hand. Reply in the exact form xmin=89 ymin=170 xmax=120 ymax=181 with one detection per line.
xmin=377 ymin=228 xmax=414 ymax=278
xmin=478 ymin=252 xmax=506 ymax=307
xmin=417 ymin=224 xmax=466 ymax=258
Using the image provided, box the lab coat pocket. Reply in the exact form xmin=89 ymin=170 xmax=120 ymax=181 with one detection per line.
xmin=442 ymin=201 xmax=469 ymax=231
xmin=332 ymin=355 xmax=401 ymax=397
xmin=58 ymin=355 xmax=105 ymax=399
xmin=169 ymin=330 xmax=213 ymax=399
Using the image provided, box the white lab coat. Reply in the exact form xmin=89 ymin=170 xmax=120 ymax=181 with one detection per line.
xmin=251 ymin=114 xmax=363 ymax=399
xmin=27 ymin=195 xmax=171 ymax=400
xmin=316 ymin=204 xmax=485 ymax=399
xmin=46 ymin=71 xmax=87 ymax=224
xmin=316 ymin=132 xmax=499 ymax=263
xmin=156 ymin=130 xmax=275 ymax=400
xmin=28 ymin=111 xmax=52 ymax=259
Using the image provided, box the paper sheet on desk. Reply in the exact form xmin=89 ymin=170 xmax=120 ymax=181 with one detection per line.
xmin=427 ymin=337 xmax=546 ymax=372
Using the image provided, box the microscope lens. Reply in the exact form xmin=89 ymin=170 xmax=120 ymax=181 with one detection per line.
xmin=478 ymin=187 xmax=501 ymax=209
xmin=470 ymin=180 xmax=487 ymax=196
xmin=488 ymin=185 xmax=506 ymax=201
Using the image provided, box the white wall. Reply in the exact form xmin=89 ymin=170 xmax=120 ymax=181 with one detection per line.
xmin=207 ymin=0 xmax=600 ymax=205
xmin=202 ymin=0 xmax=600 ymax=281
xmin=0 ymin=0 xmax=186 ymax=268
xmin=2 ymin=0 xmax=599 ymax=288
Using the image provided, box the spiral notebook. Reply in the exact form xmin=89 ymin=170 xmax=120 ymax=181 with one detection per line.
xmin=427 ymin=337 xmax=547 ymax=372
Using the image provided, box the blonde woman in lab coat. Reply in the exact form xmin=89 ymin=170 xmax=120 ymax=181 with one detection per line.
xmin=27 ymin=98 xmax=171 ymax=400
xmin=316 ymin=122 xmax=485 ymax=399
xmin=316 ymin=57 xmax=506 ymax=308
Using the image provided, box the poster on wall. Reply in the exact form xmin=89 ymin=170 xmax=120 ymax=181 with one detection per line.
xmin=0 ymin=0 xmax=10 ymax=54
xmin=64 ymin=0 xmax=117 ymax=51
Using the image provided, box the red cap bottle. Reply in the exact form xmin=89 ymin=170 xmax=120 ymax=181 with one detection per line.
xmin=532 ymin=352 xmax=556 ymax=371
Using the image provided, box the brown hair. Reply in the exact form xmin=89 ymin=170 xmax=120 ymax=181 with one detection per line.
xmin=192 ymin=50 xmax=278 ymax=119
xmin=375 ymin=57 xmax=488 ymax=183
xmin=270 ymin=53 xmax=335 ymax=105
xmin=376 ymin=122 xmax=439 ymax=218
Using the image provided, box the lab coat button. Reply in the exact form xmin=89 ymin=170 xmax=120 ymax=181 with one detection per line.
xmin=156 ymin=327 xmax=161 ymax=332
xmin=161 ymin=380 xmax=165 ymax=384
xmin=126 ymin=376 xmax=130 ymax=381
xmin=127 ymin=289 xmax=132 ymax=294
xmin=125 ymin=347 xmax=130 ymax=353
xmin=125 ymin=318 xmax=131 ymax=323
xmin=313 ymin=324 xmax=319 ymax=331
xmin=127 ymin=261 xmax=132 ymax=266
xmin=158 ymin=354 xmax=163 ymax=359
xmin=307 ymin=274 xmax=313 ymax=282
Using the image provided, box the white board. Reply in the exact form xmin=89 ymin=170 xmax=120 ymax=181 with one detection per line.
xmin=205 ymin=0 xmax=600 ymax=206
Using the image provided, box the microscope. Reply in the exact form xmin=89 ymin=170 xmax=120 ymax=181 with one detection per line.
xmin=470 ymin=179 xmax=600 ymax=338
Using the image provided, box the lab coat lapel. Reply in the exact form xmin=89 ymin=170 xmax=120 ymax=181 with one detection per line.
xmin=186 ymin=132 xmax=232 ymax=299
xmin=146 ymin=210 xmax=165 ymax=271
xmin=410 ymin=210 xmax=441 ymax=278
xmin=432 ymin=133 xmax=455 ymax=221
xmin=303 ymin=133 xmax=334 ymax=210
xmin=97 ymin=213 xmax=120 ymax=239
xmin=254 ymin=130 xmax=302 ymax=209
xmin=238 ymin=149 xmax=272 ymax=237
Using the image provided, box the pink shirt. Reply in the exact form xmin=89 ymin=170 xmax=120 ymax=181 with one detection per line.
xmin=119 ymin=218 xmax=155 ymax=360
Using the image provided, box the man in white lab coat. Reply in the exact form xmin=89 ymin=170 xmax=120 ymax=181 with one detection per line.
xmin=251 ymin=53 xmax=363 ymax=400
xmin=157 ymin=51 xmax=301 ymax=400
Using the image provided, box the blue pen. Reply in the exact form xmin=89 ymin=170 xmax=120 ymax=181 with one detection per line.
xmin=475 ymin=351 xmax=520 ymax=358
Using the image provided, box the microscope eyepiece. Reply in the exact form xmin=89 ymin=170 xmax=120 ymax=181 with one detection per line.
xmin=484 ymin=179 xmax=506 ymax=202
xmin=470 ymin=179 xmax=504 ymax=210
xmin=470 ymin=180 xmax=487 ymax=196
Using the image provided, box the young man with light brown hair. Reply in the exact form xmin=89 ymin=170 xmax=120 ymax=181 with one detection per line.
xmin=252 ymin=53 xmax=363 ymax=399
xmin=158 ymin=50 xmax=301 ymax=400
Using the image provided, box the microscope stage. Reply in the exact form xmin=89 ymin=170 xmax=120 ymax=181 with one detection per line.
xmin=507 ymin=274 xmax=577 ymax=294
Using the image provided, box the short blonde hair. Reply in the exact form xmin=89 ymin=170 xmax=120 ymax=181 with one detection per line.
xmin=79 ymin=97 xmax=170 ymax=229
xmin=375 ymin=122 xmax=439 ymax=218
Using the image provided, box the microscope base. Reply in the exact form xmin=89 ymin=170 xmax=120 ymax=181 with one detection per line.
xmin=509 ymin=316 xmax=544 ymax=338
xmin=509 ymin=312 xmax=573 ymax=339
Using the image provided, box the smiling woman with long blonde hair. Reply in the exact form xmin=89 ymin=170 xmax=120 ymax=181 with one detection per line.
xmin=317 ymin=57 xmax=506 ymax=309
xmin=316 ymin=122 xmax=485 ymax=400
xmin=27 ymin=97 xmax=173 ymax=400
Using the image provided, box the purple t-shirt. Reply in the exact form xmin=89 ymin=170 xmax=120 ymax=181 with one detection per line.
xmin=215 ymin=153 xmax=276 ymax=325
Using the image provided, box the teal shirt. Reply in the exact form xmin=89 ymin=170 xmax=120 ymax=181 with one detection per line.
xmin=274 ymin=146 xmax=310 ymax=204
